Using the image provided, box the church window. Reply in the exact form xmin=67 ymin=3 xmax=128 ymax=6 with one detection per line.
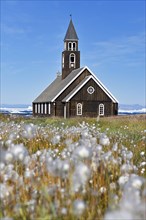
xmin=73 ymin=42 xmax=76 ymax=51
xmin=62 ymin=54 xmax=64 ymax=68
xmin=41 ymin=104 xmax=44 ymax=114
xmin=38 ymin=104 xmax=40 ymax=114
xmin=99 ymin=104 xmax=104 ymax=116
xmin=77 ymin=103 xmax=82 ymax=115
xmin=64 ymin=42 xmax=66 ymax=50
xmin=68 ymin=42 xmax=76 ymax=51
xmin=48 ymin=103 xmax=51 ymax=114
xmin=69 ymin=53 xmax=75 ymax=68
xmin=87 ymin=86 xmax=95 ymax=94
xmin=68 ymin=42 xmax=72 ymax=50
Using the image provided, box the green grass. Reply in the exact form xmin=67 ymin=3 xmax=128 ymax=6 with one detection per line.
xmin=0 ymin=113 xmax=145 ymax=220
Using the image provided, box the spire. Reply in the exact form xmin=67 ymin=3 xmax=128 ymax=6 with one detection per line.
xmin=64 ymin=19 xmax=79 ymax=41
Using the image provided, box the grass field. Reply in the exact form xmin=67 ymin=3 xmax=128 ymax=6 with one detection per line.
xmin=0 ymin=114 xmax=146 ymax=220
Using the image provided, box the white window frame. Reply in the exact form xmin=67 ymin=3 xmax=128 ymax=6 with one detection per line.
xmin=77 ymin=103 xmax=82 ymax=115
xmin=73 ymin=42 xmax=76 ymax=51
xmin=48 ymin=103 xmax=51 ymax=115
xmin=44 ymin=103 xmax=47 ymax=114
xmin=38 ymin=104 xmax=40 ymax=114
xmin=99 ymin=104 xmax=104 ymax=116
xmin=69 ymin=53 xmax=76 ymax=68
xmin=41 ymin=104 xmax=44 ymax=114
xmin=68 ymin=42 xmax=76 ymax=51
xmin=64 ymin=105 xmax=66 ymax=119
xmin=68 ymin=42 xmax=72 ymax=50
xmin=62 ymin=54 xmax=64 ymax=68
xmin=87 ymin=86 xmax=95 ymax=94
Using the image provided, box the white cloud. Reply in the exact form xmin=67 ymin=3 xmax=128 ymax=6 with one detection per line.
xmin=91 ymin=32 xmax=145 ymax=65
xmin=1 ymin=24 xmax=31 ymax=35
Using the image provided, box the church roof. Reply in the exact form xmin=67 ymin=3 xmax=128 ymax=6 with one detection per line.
xmin=33 ymin=67 xmax=84 ymax=103
xmin=64 ymin=19 xmax=79 ymax=41
xmin=33 ymin=66 xmax=118 ymax=104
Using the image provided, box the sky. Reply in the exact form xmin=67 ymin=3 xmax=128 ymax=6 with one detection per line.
xmin=1 ymin=0 xmax=145 ymax=106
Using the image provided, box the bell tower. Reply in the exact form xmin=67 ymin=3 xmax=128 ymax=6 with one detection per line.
xmin=62 ymin=19 xmax=80 ymax=79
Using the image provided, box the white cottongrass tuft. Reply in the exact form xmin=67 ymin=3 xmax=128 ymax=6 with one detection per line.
xmin=99 ymin=134 xmax=110 ymax=146
xmin=73 ymin=199 xmax=86 ymax=215
xmin=9 ymin=143 xmax=28 ymax=161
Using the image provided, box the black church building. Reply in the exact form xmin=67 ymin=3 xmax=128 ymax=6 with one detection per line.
xmin=33 ymin=19 xmax=118 ymax=118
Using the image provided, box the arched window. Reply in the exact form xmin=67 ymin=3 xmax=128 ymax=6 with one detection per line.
xmin=68 ymin=42 xmax=76 ymax=51
xmin=69 ymin=53 xmax=75 ymax=68
xmin=62 ymin=54 xmax=64 ymax=68
xmin=73 ymin=42 xmax=76 ymax=51
xmin=68 ymin=42 xmax=72 ymax=50
xmin=77 ymin=103 xmax=82 ymax=115
xmin=99 ymin=104 xmax=104 ymax=116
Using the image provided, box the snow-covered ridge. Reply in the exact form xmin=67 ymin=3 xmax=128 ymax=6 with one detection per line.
xmin=0 ymin=105 xmax=32 ymax=116
xmin=118 ymin=108 xmax=146 ymax=115
xmin=0 ymin=104 xmax=145 ymax=116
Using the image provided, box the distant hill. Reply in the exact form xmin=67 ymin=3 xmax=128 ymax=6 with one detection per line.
xmin=119 ymin=104 xmax=145 ymax=110
xmin=1 ymin=104 xmax=31 ymax=108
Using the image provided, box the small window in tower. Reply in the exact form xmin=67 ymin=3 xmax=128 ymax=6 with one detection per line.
xmin=62 ymin=54 xmax=64 ymax=68
xmin=71 ymin=55 xmax=74 ymax=62
xmin=69 ymin=53 xmax=75 ymax=68
xmin=68 ymin=42 xmax=72 ymax=50
xmin=73 ymin=42 xmax=76 ymax=51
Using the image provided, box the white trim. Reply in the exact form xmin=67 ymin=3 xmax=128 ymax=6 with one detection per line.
xmin=48 ymin=103 xmax=51 ymax=114
xmin=38 ymin=104 xmax=40 ymax=114
xmin=62 ymin=54 xmax=64 ymax=68
xmin=87 ymin=86 xmax=95 ymax=94
xmin=51 ymin=66 xmax=87 ymax=102
xmin=35 ymin=104 xmax=37 ymax=114
xmin=68 ymin=42 xmax=72 ymax=50
xmin=65 ymin=76 xmax=92 ymax=102
xmin=77 ymin=103 xmax=82 ymax=115
xmin=69 ymin=53 xmax=76 ymax=68
xmin=64 ymin=74 xmax=118 ymax=103
xmin=41 ymin=104 xmax=44 ymax=114
xmin=51 ymin=66 xmax=118 ymax=103
xmin=99 ymin=104 xmax=104 ymax=116
xmin=85 ymin=66 xmax=118 ymax=103
xmin=64 ymin=105 xmax=66 ymax=119
xmin=68 ymin=42 xmax=76 ymax=51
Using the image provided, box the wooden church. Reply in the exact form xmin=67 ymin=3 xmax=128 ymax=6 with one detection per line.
xmin=33 ymin=19 xmax=118 ymax=118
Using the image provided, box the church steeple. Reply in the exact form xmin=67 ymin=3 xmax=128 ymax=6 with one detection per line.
xmin=62 ymin=19 xmax=80 ymax=79
xmin=64 ymin=19 xmax=79 ymax=41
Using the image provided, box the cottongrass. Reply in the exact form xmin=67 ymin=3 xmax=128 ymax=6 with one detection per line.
xmin=0 ymin=114 xmax=145 ymax=220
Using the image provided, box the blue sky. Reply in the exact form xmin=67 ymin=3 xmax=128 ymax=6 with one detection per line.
xmin=1 ymin=0 xmax=145 ymax=105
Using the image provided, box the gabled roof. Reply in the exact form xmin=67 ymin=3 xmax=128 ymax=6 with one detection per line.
xmin=62 ymin=76 xmax=91 ymax=102
xmin=62 ymin=74 xmax=118 ymax=103
xmin=85 ymin=66 xmax=118 ymax=103
xmin=64 ymin=19 xmax=79 ymax=41
xmin=33 ymin=67 xmax=84 ymax=103
xmin=33 ymin=66 xmax=118 ymax=104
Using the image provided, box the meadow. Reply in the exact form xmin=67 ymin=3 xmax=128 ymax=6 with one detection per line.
xmin=0 ymin=114 xmax=146 ymax=220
